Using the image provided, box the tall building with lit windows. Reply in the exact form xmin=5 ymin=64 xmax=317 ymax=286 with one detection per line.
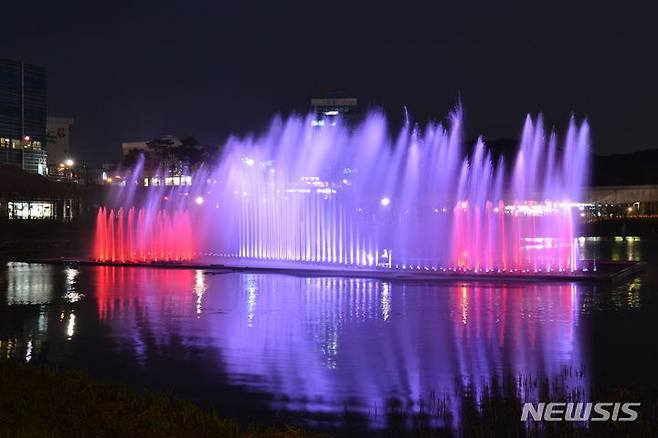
xmin=0 ymin=59 xmax=48 ymax=174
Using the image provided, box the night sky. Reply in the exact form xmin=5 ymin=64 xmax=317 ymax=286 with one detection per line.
xmin=3 ymin=1 xmax=657 ymax=164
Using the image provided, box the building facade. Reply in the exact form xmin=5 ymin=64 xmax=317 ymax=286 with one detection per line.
xmin=0 ymin=59 xmax=47 ymax=174
xmin=310 ymin=97 xmax=358 ymax=126
xmin=0 ymin=164 xmax=77 ymax=222
xmin=46 ymin=116 xmax=74 ymax=166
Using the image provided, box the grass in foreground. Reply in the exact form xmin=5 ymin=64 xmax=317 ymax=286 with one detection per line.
xmin=0 ymin=360 xmax=324 ymax=438
xmin=3 ymin=359 xmax=657 ymax=438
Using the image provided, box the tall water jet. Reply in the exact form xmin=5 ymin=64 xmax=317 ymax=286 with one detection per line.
xmin=94 ymin=207 xmax=193 ymax=262
xmin=95 ymin=108 xmax=590 ymax=273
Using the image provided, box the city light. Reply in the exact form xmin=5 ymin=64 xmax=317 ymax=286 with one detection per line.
xmin=380 ymin=197 xmax=391 ymax=207
xmin=64 ymin=158 xmax=74 ymax=167
xmin=195 ymin=196 xmax=205 ymax=205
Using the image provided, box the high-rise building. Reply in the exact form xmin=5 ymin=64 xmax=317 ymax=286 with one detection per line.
xmin=0 ymin=59 xmax=47 ymax=174
xmin=46 ymin=116 xmax=74 ymax=166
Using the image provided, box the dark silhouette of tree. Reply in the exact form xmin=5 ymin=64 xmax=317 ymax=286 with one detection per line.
xmin=119 ymin=135 xmax=222 ymax=173
xmin=123 ymin=149 xmax=146 ymax=169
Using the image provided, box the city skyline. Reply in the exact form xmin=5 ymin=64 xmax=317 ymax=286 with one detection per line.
xmin=3 ymin=1 xmax=657 ymax=164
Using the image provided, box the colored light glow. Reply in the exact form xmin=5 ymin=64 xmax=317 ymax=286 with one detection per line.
xmin=93 ymin=207 xmax=194 ymax=262
xmin=195 ymin=196 xmax=205 ymax=205
xmin=94 ymin=108 xmax=589 ymax=273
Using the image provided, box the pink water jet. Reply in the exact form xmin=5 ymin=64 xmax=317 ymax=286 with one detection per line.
xmin=94 ymin=207 xmax=194 ymax=262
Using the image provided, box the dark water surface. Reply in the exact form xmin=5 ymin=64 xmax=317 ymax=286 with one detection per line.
xmin=1 ymin=238 xmax=657 ymax=431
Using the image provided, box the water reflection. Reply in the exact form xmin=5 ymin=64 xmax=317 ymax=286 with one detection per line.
xmin=88 ymin=268 xmax=589 ymax=426
xmin=580 ymin=277 xmax=643 ymax=313
xmin=579 ymin=236 xmax=643 ymax=262
xmin=0 ymin=304 xmax=49 ymax=362
xmin=1 ymin=262 xmax=82 ymax=362
xmin=194 ymin=269 xmax=206 ymax=316
xmin=64 ymin=267 xmax=84 ymax=303
xmin=0 ymin=243 xmax=652 ymax=429
xmin=4 ymin=262 xmax=55 ymax=305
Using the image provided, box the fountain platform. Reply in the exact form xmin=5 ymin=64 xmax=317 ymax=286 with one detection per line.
xmin=14 ymin=258 xmax=645 ymax=284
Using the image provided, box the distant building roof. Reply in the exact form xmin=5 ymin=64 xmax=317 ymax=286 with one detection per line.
xmin=0 ymin=165 xmax=77 ymax=198
xmin=47 ymin=116 xmax=74 ymax=125
xmin=310 ymin=97 xmax=357 ymax=107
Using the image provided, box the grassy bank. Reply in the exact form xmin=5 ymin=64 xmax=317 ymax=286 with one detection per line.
xmin=0 ymin=360 xmax=323 ymax=438
xmin=2 ymin=359 xmax=657 ymax=437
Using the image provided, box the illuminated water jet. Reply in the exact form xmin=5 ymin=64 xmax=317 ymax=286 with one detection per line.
xmin=94 ymin=108 xmax=590 ymax=272
xmin=94 ymin=207 xmax=193 ymax=262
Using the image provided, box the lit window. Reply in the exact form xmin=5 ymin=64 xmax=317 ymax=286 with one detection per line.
xmin=8 ymin=202 xmax=54 ymax=220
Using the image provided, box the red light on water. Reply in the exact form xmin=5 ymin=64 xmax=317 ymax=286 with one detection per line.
xmin=94 ymin=207 xmax=194 ymax=263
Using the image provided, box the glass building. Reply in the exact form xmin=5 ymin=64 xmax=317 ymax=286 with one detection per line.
xmin=0 ymin=59 xmax=47 ymax=174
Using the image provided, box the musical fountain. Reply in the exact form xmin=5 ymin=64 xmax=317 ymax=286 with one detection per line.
xmin=89 ymin=108 xmax=640 ymax=281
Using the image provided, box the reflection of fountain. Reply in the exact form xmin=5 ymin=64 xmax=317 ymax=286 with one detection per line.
xmin=90 ymin=266 xmax=588 ymax=428
xmin=94 ymin=109 xmax=590 ymax=273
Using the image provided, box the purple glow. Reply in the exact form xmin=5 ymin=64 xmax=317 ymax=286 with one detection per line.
xmin=92 ymin=267 xmax=587 ymax=427
xmin=97 ymin=108 xmax=590 ymax=272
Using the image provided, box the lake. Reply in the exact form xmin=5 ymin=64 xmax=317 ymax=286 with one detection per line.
xmin=1 ymin=237 xmax=656 ymax=432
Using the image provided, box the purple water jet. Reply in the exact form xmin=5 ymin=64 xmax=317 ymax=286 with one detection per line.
xmin=98 ymin=108 xmax=590 ymax=272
